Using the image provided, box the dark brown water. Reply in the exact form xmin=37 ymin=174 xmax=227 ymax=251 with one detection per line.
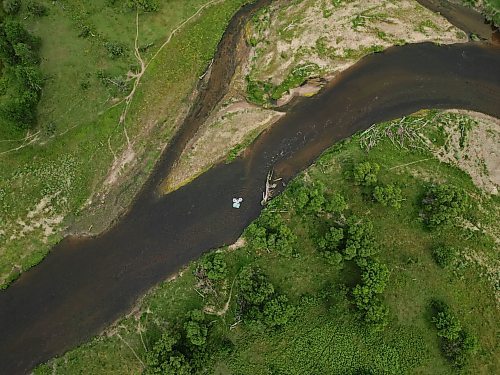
xmin=1 ymin=3 xmax=500 ymax=375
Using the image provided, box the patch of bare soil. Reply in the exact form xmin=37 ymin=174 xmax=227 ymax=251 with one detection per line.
xmin=435 ymin=110 xmax=500 ymax=195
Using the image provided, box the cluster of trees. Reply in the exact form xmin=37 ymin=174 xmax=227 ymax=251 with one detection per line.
xmin=238 ymin=266 xmax=295 ymax=328
xmin=352 ymin=259 xmax=390 ymax=331
xmin=291 ymin=180 xmax=348 ymax=215
xmin=317 ymin=215 xmax=380 ymax=266
xmin=245 ymin=211 xmax=297 ymax=256
xmin=353 ymin=161 xmax=404 ymax=209
xmin=145 ymin=309 xmax=217 ymax=374
xmin=197 ymin=252 xmax=227 ymax=282
xmin=421 ymin=184 xmax=469 ymax=228
xmin=0 ymin=18 xmax=42 ymax=130
xmin=430 ymin=300 xmax=478 ymax=369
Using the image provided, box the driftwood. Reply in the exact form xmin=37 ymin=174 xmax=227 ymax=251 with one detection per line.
xmin=261 ymin=170 xmax=282 ymax=205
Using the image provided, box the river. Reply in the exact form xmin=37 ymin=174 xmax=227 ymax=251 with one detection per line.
xmin=0 ymin=1 xmax=499 ymax=374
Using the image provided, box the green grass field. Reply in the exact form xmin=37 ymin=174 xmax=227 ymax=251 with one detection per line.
xmin=0 ymin=0 xmax=253 ymax=288
xmin=34 ymin=112 xmax=499 ymax=374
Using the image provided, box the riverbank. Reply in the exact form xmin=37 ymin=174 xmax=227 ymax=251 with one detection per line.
xmin=163 ymin=0 xmax=468 ymax=193
xmin=34 ymin=110 xmax=500 ymax=374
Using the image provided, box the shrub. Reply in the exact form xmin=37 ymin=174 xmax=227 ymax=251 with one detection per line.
xmin=184 ymin=310 xmax=208 ymax=347
xmin=104 ymin=41 xmax=126 ymax=58
xmin=373 ymin=183 xmax=403 ymax=209
xmin=431 ymin=245 xmax=457 ymax=268
xmin=238 ymin=267 xmax=274 ymax=306
xmin=198 ymin=252 xmax=227 ymax=281
xmin=352 ymin=260 xmax=390 ymax=331
xmin=430 ymin=301 xmax=479 ymax=368
xmin=325 ymin=192 xmax=348 ymax=214
xmin=126 ymin=0 xmax=159 ymax=12
xmin=343 ymin=216 xmax=378 ymax=261
xmin=2 ymin=0 xmax=20 ymax=15
xmin=145 ymin=332 xmax=192 ymax=375
xmin=353 ymin=161 xmax=380 ymax=186
xmin=27 ymin=1 xmax=48 ymax=17
xmin=245 ymin=211 xmax=297 ymax=256
xmin=262 ymin=294 xmax=296 ymax=327
xmin=422 ymin=184 xmax=468 ymax=228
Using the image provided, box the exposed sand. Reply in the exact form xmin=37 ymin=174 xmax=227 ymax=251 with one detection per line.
xmin=436 ymin=110 xmax=500 ymax=195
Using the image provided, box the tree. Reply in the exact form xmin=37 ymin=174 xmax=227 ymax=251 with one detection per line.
xmin=126 ymin=0 xmax=159 ymax=12
xmin=422 ymin=184 xmax=468 ymax=228
xmin=361 ymin=260 xmax=389 ymax=294
xmin=2 ymin=0 xmax=21 ymax=15
xmin=198 ymin=252 xmax=227 ymax=281
xmin=343 ymin=216 xmax=378 ymax=260
xmin=184 ymin=310 xmax=208 ymax=347
xmin=262 ymin=294 xmax=296 ymax=327
xmin=238 ymin=267 xmax=274 ymax=305
xmin=317 ymin=226 xmax=344 ymax=252
xmin=245 ymin=211 xmax=296 ymax=256
xmin=325 ymin=192 xmax=348 ymax=214
xmin=353 ymin=161 xmax=380 ymax=186
xmin=145 ymin=332 xmax=192 ymax=375
xmin=27 ymin=1 xmax=48 ymax=17
xmin=373 ymin=183 xmax=403 ymax=209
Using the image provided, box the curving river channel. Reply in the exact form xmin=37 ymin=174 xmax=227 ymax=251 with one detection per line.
xmin=1 ymin=1 xmax=499 ymax=374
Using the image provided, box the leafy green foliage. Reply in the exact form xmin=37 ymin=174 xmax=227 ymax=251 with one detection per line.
xmin=26 ymin=1 xmax=48 ymax=17
xmin=343 ymin=216 xmax=378 ymax=261
xmin=422 ymin=184 xmax=468 ymax=228
xmin=430 ymin=301 xmax=479 ymax=369
xmin=238 ymin=266 xmax=295 ymax=328
xmin=353 ymin=260 xmax=390 ymax=331
xmin=184 ymin=310 xmax=208 ymax=347
xmin=198 ymin=252 xmax=227 ymax=281
xmin=238 ymin=266 xmax=275 ymax=305
xmin=126 ymin=0 xmax=159 ymax=12
xmin=245 ymin=211 xmax=297 ymax=256
xmin=431 ymin=244 xmax=457 ymax=269
xmin=262 ymin=294 xmax=296 ymax=327
xmin=353 ymin=161 xmax=380 ymax=186
xmin=2 ymin=0 xmax=20 ymax=15
xmin=373 ymin=183 xmax=403 ymax=209
xmin=104 ymin=41 xmax=126 ymax=59
xmin=270 ymin=63 xmax=320 ymax=100
xmin=145 ymin=332 xmax=192 ymax=375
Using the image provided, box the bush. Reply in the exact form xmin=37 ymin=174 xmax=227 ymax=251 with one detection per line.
xmin=245 ymin=211 xmax=297 ymax=256
xmin=430 ymin=301 xmax=479 ymax=368
xmin=184 ymin=310 xmax=208 ymax=347
xmin=353 ymin=161 xmax=380 ymax=186
xmin=27 ymin=1 xmax=48 ymax=17
xmin=343 ymin=216 xmax=378 ymax=261
xmin=352 ymin=260 xmax=390 ymax=331
xmin=145 ymin=332 xmax=192 ymax=375
xmin=2 ymin=0 xmax=20 ymax=15
xmin=104 ymin=41 xmax=126 ymax=58
xmin=431 ymin=245 xmax=457 ymax=268
xmin=126 ymin=0 xmax=159 ymax=12
xmin=262 ymin=294 xmax=296 ymax=327
xmin=198 ymin=252 xmax=227 ymax=281
xmin=238 ymin=267 xmax=274 ymax=306
xmin=373 ymin=183 xmax=403 ymax=209
xmin=422 ymin=184 xmax=468 ymax=228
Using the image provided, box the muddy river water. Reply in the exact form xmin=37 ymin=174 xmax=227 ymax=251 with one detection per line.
xmin=0 ymin=1 xmax=499 ymax=374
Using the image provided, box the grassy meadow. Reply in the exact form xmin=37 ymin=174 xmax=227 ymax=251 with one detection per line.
xmin=0 ymin=0 xmax=253 ymax=288
xmin=34 ymin=112 xmax=499 ymax=374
